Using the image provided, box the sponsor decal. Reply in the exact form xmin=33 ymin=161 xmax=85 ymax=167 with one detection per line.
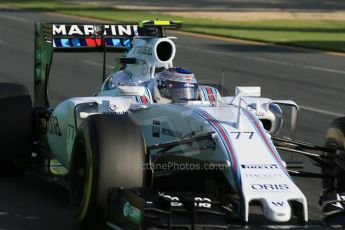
xmin=159 ymin=193 xmax=182 ymax=207
xmin=332 ymin=194 xmax=345 ymax=209
xmin=152 ymin=120 xmax=160 ymax=138
xmin=272 ymin=201 xmax=284 ymax=207
xmin=123 ymin=202 xmax=141 ymax=223
xmin=251 ymin=184 xmax=289 ymax=191
xmin=184 ymin=83 xmax=195 ymax=88
xmin=48 ymin=115 xmax=62 ymax=136
xmin=158 ymin=193 xmax=212 ymax=208
xmin=246 ymin=105 xmax=265 ymax=117
xmin=135 ymin=45 xmax=152 ymax=56
xmin=244 ymin=173 xmax=282 ymax=179
xmin=195 ymin=197 xmax=212 ymax=208
xmin=241 ymin=164 xmax=278 ymax=169
xmin=161 ymin=128 xmax=182 ymax=138
xmin=52 ymin=24 xmax=138 ymax=36
xmin=109 ymin=104 xmax=118 ymax=112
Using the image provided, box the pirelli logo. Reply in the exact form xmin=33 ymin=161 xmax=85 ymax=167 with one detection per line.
xmin=52 ymin=24 xmax=138 ymax=37
xmin=241 ymin=164 xmax=278 ymax=169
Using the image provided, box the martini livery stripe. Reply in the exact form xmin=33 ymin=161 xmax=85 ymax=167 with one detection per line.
xmin=144 ymin=87 xmax=153 ymax=102
xmin=141 ymin=96 xmax=147 ymax=104
xmin=190 ymin=107 xmax=241 ymax=190
xmin=199 ymin=87 xmax=208 ymax=101
xmin=53 ymin=38 xmax=132 ymax=49
xmin=199 ymin=86 xmax=217 ymax=102
xmin=242 ymin=109 xmax=291 ymax=179
xmin=85 ymin=38 xmax=96 ymax=47
xmin=205 ymin=87 xmax=214 ymax=102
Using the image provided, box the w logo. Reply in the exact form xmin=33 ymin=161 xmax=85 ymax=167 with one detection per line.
xmin=272 ymin=201 xmax=284 ymax=207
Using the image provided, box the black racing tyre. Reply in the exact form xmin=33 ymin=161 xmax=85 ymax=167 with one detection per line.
xmin=0 ymin=83 xmax=33 ymax=176
xmin=69 ymin=114 xmax=145 ymax=229
xmin=323 ymin=116 xmax=345 ymax=192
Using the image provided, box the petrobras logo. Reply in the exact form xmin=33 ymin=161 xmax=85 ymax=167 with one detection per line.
xmin=251 ymin=184 xmax=289 ymax=191
xmin=241 ymin=164 xmax=278 ymax=169
xmin=52 ymin=24 xmax=138 ymax=36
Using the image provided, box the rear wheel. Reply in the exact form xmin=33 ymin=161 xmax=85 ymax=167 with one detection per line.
xmin=0 ymin=83 xmax=33 ymax=176
xmin=69 ymin=114 xmax=145 ymax=229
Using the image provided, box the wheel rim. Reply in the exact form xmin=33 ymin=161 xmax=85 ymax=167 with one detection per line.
xmin=71 ymin=139 xmax=96 ymax=222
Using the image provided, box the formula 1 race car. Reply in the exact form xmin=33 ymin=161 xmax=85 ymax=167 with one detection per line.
xmin=0 ymin=20 xmax=345 ymax=229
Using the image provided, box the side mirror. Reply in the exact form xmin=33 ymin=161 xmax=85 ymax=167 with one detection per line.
xmin=235 ymin=87 xmax=261 ymax=97
xmin=271 ymin=100 xmax=299 ymax=139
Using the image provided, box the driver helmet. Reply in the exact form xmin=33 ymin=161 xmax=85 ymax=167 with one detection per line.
xmin=156 ymin=67 xmax=199 ymax=101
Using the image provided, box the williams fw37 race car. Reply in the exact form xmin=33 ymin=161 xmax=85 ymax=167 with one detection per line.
xmin=1 ymin=20 xmax=345 ymax=229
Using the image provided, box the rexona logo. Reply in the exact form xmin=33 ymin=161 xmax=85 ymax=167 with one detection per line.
xmin=241 ymin=164 xmax=278 ymax=169
xmin=52 ymin=24 xmax=138 ymax=36
xmin=251 ymin=184 xmax=289 ymax=191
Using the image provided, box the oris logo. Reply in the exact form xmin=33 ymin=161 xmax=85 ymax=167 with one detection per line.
xmin=251 ymin=184 xmax=289 ymax=191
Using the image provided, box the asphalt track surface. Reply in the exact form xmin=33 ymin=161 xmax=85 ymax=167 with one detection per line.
xmin=0 ymin=8 xmax=345 ymax=230
xmin=79 ymin=0 xmax=345 ymax=11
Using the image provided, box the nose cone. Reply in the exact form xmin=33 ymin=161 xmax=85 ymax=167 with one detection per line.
xmin=262 ymin=200 xmax=291 ymax=222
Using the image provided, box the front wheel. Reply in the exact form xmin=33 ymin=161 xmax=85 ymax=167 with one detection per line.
xmin=69 ymin=114 xmax=145 ymax=228
xmin=323 ymin=116 xmax=345 ymax=191
xmin=0 ymin=83 xmax=33 ymax=176
xmin=322 ymin=116 xmax=345 ymax=227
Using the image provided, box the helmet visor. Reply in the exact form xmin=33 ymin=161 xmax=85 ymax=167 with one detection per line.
xmin=164 ymin=81 xmax=199 ymax=100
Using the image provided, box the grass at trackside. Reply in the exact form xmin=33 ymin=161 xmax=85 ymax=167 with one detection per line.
xmin=2 ymin=1 xmax=345 ymax=52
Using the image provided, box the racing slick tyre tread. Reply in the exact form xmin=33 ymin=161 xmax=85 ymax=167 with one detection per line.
xmin=0 ymin=83 xmax=33 ymax=176
xmin=323 ymin=116 xmax=345 ymax=191
xmin=70 ymin=114 xmax=145 ymax=229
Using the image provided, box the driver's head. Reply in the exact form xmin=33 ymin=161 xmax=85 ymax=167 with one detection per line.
xmin=156 ymin=67 xmax=199 ymax=101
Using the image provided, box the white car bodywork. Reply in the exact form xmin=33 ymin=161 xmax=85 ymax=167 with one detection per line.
xmin=46 ymin=35 xmax=307 ymax=223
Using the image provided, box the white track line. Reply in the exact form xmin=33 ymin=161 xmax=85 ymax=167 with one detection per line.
xmin=300 ymin=105 xmax=344 ymax=117
xmin=0 ymin=14 xmax=32 ymax=23
xmin=178 ymin=45 xmax=345 ymax=75
xmin=82 ymin=60 xmax=113 ymax=70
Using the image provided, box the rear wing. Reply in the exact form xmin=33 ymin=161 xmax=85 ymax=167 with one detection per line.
xmin=34 ymin=20 xmax=181 ymax=108
xmin=51 ymin=24 xmax=138 ymax=51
